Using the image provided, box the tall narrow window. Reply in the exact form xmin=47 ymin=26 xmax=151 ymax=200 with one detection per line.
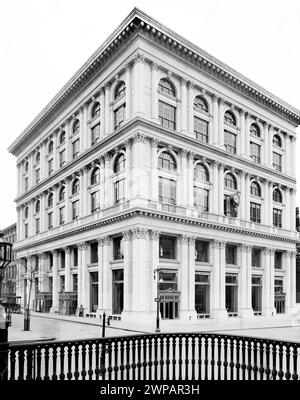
xmin=72 ymin=200 xmax=79 ymax=220
xmin=91 ymin=123 xmax=100 ymax=145
xmin=73 ymin=119 xmax=80 ymax=135
xmin=159 ymin=177 xmax=176 ymax=212
xmin=273 ymin=152 xmax=282 ymax=172
xmin=72 ymin=139 xmax=80 ymax=159
xmin=194 ymin=117 xmax=208 ymax=143
xmin=91 ymin=191 xmax=100 ymax=212
xmin=114 ymin=179 xmax=125 ymax=204
xmin=91 ymin=102 xmax=100 ymax=119
xmin=114 ymin=82 xmax=126 ymax=100
xmin=250 ymin=142 xmax=261 ymax=164
xmin=158 ymin=152 xmax=177 ymax=172
xmin=114 ymin=104 xmax=125 ymax=130
xmin=158 ymin=101 xmax=176 ymax=130
xmin=224 ymin=130 xmax=237 ymax=154
xmin=91 ymin=168 xmax=100 ymax=185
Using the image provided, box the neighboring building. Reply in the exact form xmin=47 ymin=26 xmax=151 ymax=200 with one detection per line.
xmin=296 ymin=207 xmax=300 ymax=304
xmin=0 ymin=224 xmax=17 ymax=301
xmin=8 ymin=8 xmax=300 ymax=322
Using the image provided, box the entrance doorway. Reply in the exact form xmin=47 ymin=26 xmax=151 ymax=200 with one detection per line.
xmin=90 ymin=272 xmax=98 ymax=312
xmin=274 ymin=277 xmax=285 ymax=314
xmin=112 ymin=269 xmax=123 ymax=314
xmin=226 ymin=274 xmax=238 ymax=316
xmin=252 ymin=275 xmax=262 ymax=315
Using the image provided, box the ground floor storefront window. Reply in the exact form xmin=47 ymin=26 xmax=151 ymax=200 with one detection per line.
xmin=112 ymin=269 xmax=123 ymax=314
xmin=226 ymin=274 xmax=238 ymax=316
xmin=158 ymin=269 xmax=179 ymax=319
xmin=252 ymin=275 xmax=262 ymax=315
xmin=195 ymin=272 xmax=210 ymax=318
xmin=274 ymin=277 xmax=285 ymax=314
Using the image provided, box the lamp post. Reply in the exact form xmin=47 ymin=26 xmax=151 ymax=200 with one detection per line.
xmin=154 ymin=267 xmax=161 ymax=333
xmin=0 ymin=233 xmax=12 ymax=381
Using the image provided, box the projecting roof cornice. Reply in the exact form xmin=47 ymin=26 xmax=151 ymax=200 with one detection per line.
xmin=8 ymin=7 xmax=300 ymax=155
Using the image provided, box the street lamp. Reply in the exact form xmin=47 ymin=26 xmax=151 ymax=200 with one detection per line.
xmin=154 ymin=267 xmax=162 ymax=333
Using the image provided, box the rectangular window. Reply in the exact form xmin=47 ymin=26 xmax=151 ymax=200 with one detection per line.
xmin=194 ymin=116 xmax=208 ymax=143
xmin=59 ymin=149 xmax=66 ymax=167
xmin=273 ymin=208 xmax=282 ymax=228
xmin=250 ymin=142 xmax=261 ymax=164
xmin=224 ymin=130 xmax=237 ymax=154
xmin=114 ymin=104 xmax=126 ymax=130
xmin=113 ymin=237 xmax=124 ymax=260
xmin=252 ymin=248 xmax=261 ymax=268
xmin=273 ymin=152 xmax=282 ymax=172
xmin=72 ymin=200 xmax=79 ymax=220
xmin=158 ymin=101 xmax=176 ymax=130
xmin=225 ymin=274 xmax=238 ymax=315
xmin=73 ymin=247 xmax=78 ymax=267
xmin=193 ymin=187 xmax=209 ymax=212
xmin=24 ymin=223 xmax=28 ymax=238
xmin=72 ymin=139 xmax=80 ymax=159
xmin=60 ymin=276 xmax=65 ymax=292
xmin=224 ymin=194 xmax=237 ymax=217
xmin=61 ymin=251 xmax=65 ymax=268
xmin=49 ymin=253 xmax=53 ymax=269
xmin=226 ymin=245 xmax=237 ymax=265
xmin=195 ymin=240 xmax=209 ymax=262
xmin=48 ymin=212 xmax=53 ymax=229
xmin=252 ymin=275 xmax=262 ymax=315
xmin=159 ymin=235 xmax=176 ymax=259
xmin=195 ymin=272 xmax=210 ymax=315
xmin=114 ymin=179 xmax=125 ymax=204
xmin=48 ymin=159 xmax=53 ymax=175
xmin=159 ymin=177 xmax=176 ymax=212
xmin=90 ymin=242 xmax=98 ymax=264
xmin=250 ymin=202 xmax=261 ymax=223
xmin=59 ymin=207 xmax=65 ymax=225
xmin=158 ymin=270 xmax=178 ymax=291
xmin=35 ymin=168 xmax=40 ymax=184
xmin=91 ymin=191 xmax=100 ymax=212
xmin=274 ymin=251 xmax=283 ymax=269
xmin=73 ymin=274 xmax=78 ymax=292
xmin=24 ymin=177 xmax=28 ymax=191
xmin=35 ymin=218 xmax=40 ymax=234
xmin=91 ymin=123 xmax=100 ymax=145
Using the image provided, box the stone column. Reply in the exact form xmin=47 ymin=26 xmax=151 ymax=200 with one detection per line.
xmin=179 ymin=235 xmax=189 ymax=318
xmin=211 ymin=240 xmax=227 ymax=318
xmin=51 ymin=250 xmax=59 ymax=313
xmin=102 ymin=236 xmax=111 ymax=313
xmin=80 ymin=242 xmax=89 ymax=313
xmin=240 ymin=171 xmax=246 ymax=220
xmin=77 ymin=244 xmax=83 ymax=309
xmin=290 ymin=251 xmax=297 ymax=312
xmin=269 ymin=249 xmax=275 ymax=314
xmin=290 ymin=136 xmax=296 ymax=176
xmin=150 ymin=230 xmax=159 ymax=315
xmin=130 ymin=227 xmax=148 ymax=317
xmin=268 ymin=125 xmax=273 ymax=168
xmin=122 ymin=230 xmax=131 ymax=314
xmin=150 ymin=139 xmax=159 ymax=202
xmin=99 ymin=157 xmax=105 ymax=209
xmin=124 ymin=63 xmax=131 ymax=121
xmin=52 ymin=132 xmax=58 ymax=171
xmin=218 ymin=98 xmax=224 ymax=147
xmin=284 ymin=250 xmax=291 ymax=313
xmin=132 ymin=53 xmax=145 ymax=117
xmin=218 ymin=163 xmax=224 ymax=215
xmin=187 ymin=81 xmax=194 ymax=134
xmin=262 ymin=248 xmax=274 ymax=316
xmin=82 ymin=167 xmax=89 ymax=217
xmin=290 ymin=188 xmax=296 ymax=231
xmin=240 ymin=109 xmax=246 ymax=157
xmin=53 ymin=184 xmax=59 ymax=227
xmin=65 ymin=247 xmax=72 ymax=292
xmin=283 ymin=187 xmax=290 ymax=231
xmin=211 ymin=161 xmax=219 ymax=214
xmin=180 ymin=78 xmax=188 ymax=133
xmin=38 ymin=253 xmax=45 ymax=292
xmin=263 ymin=122 xmax=269 ymax=167
xmin=245 ymin=173 xmax=250 ymax=220
xmin=28 ymin=152 xmax=34 ymax=188
xmin=96 ymin=238 xmax=104 ymax=314
xmin=151 ymin=62 xmax=159 ymax=122
xmin=125 ymin=139 xmax=132 ymax=201
xmin=262 ymin=179 xmax=269 ymax=225
xmin=187 ymin=152 xmax=194 ymax=208
xmin=104 ymin=154 xmax=111 ymax=208
xmin=104 ymin=83 xmax=111 ymax=136
xmin=179 ymin=150 xmax=188 ymax=207
xmin=239 ymin=245 xmax=254 ymax=317
xmin=131 ymin=133 xmax=146 ymax=201
xmin=188 ymin=237 xmax=197 ymax=319
xmin=212 ymin=95 xmax=219 ymax=146
xmin=99 ymin=88 xmax=105 ymax=139
xmin=82 ymin=103 xmax=88 ymax=150
xmin=268 ymin=180 xmax=273 ymax=227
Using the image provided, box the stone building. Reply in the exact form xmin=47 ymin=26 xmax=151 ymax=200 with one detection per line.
xmin=8 ymin=8 xmax=300 ymax=322
xmin=0 ymin=224 xmax=17 ymax=303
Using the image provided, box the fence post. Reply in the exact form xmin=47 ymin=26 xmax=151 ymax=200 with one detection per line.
xmin=0 ymin=305 xmax=8 ymax=380
xmin=102 ymin=312 xmax=106 ymax=338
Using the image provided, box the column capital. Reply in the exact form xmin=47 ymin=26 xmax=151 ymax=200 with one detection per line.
xmin=52 ymin=250 xmax=59 ymax=257
xmin=188 ymin=236 xmax=196 ymax=245
xmin=179 ymin=234 xmax=189 ymax=244
xmin=103 ymin=236 xmax=111 ymax=245
xmin=132 ymin=226 xmax=148 ymax=239
xmin=179 ymin=149 xmax=188 ymax=159
xmin=150 ymin=230 xmax=160 ymax=241
xmin=151 ymin=138 xmax=159 ymax=149
xmin=64 ymin=246 xmax=72 ymax=255
xmin=151 ymin=61 xmax=159 ymax=71
xmin=97 ymin=236 xmax=104 ymax=245
xmin=122 ymin=230 xmax=131 ymax=241
xmin=133 ymin=132 xmax=145 ymax=143
xmin=188 ymin=151 xmax=195 ymax=161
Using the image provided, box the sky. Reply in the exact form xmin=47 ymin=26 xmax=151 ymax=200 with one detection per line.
xmin=0 ymin=0 xmax=300 ymax=229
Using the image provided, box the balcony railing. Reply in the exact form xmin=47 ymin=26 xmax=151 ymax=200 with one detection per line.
xmin=2 ymin=332 xmax=300 ymax=380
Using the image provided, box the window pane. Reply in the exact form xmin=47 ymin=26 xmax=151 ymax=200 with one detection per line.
xmin=250 ymin=142 xmax=261 ymax=164
xmin=194 ymin=117 xmax=208 ymax=143
xmin=158 ymin=101 xmax=176 ymax=130
xmin=159 ymin=236 xmax=176 ymax=259
xmin=195 ymin=241 xmax=209 ymax=262
xmin=224 ymin=130 xmax=237 ymax=154
xmin=194 ymin=187 xmax=209 ymax=211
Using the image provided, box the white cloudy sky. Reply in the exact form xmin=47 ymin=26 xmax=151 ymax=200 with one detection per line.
xmin=0 ymin=0 xmax=300 ymax=229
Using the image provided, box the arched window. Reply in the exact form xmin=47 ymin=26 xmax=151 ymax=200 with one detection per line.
xmin=24 ymin=161 xmax=29 ymax=173
xmin=113 ymin=153 xmax=126 ymax=173
xmin=273 ymin=134 xmax=282 ymax=148
xmin=250 ymin=181 xmax=261 ymax=197
xmin=158 ymin=152 xmax=177 ymax=172
xmin=91 ymin=168 xmax=100 ymax=185
xmin=193 ymin=163 xmax=209 ymax=182
xmin=91 ymin=102 xmax=100 ymax=119
xmin=47 ymin=193 xmax=53 ymax=208
xmin=114 ymin=82 xmax=126 ymax=100
xmin=224 ymin=111 xmax=236 ymax=127
xmin=72 ymin=179 xmax=79 ymax=195
xmin=59 ymin=131 xmax=66 ymax=145
xmin=35 ymin=200 xmax=40 ymax=214
xmin=35 ymin=152 xmax=40 ymax=165
xmin=273 ymin=188 xmax=282 ymax=203
xmin=48 ymin=140 xmax=53 ymax=154
xmin=194 ymin=96 xmax=209 ymax=113
xmin=24 ymin=207 xmax=28 ymax=219
xmin=59 ymin=186 xmax=65 ymax=202
xmin=224 ymin=173 xmax=237 ymax=190
xmin=73 ymin=119 xmax=80 ymax=135
xmin=158 ymin=78 xmax=176 ymax=97
xmin=250 ymin=123 xmax=260 ymax=138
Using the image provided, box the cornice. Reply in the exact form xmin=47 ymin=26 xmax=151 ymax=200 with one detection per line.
xmin=13 ymin=206 xmax=299 ymax=253
xmin=8 ymin=8 xmax=300 ymax=158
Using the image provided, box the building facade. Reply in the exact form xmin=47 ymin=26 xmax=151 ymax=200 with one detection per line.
xmin=0 ymin=224 xmax=17 ymax=302
xmin=8 ymin=9 xmax=300 ymax=322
